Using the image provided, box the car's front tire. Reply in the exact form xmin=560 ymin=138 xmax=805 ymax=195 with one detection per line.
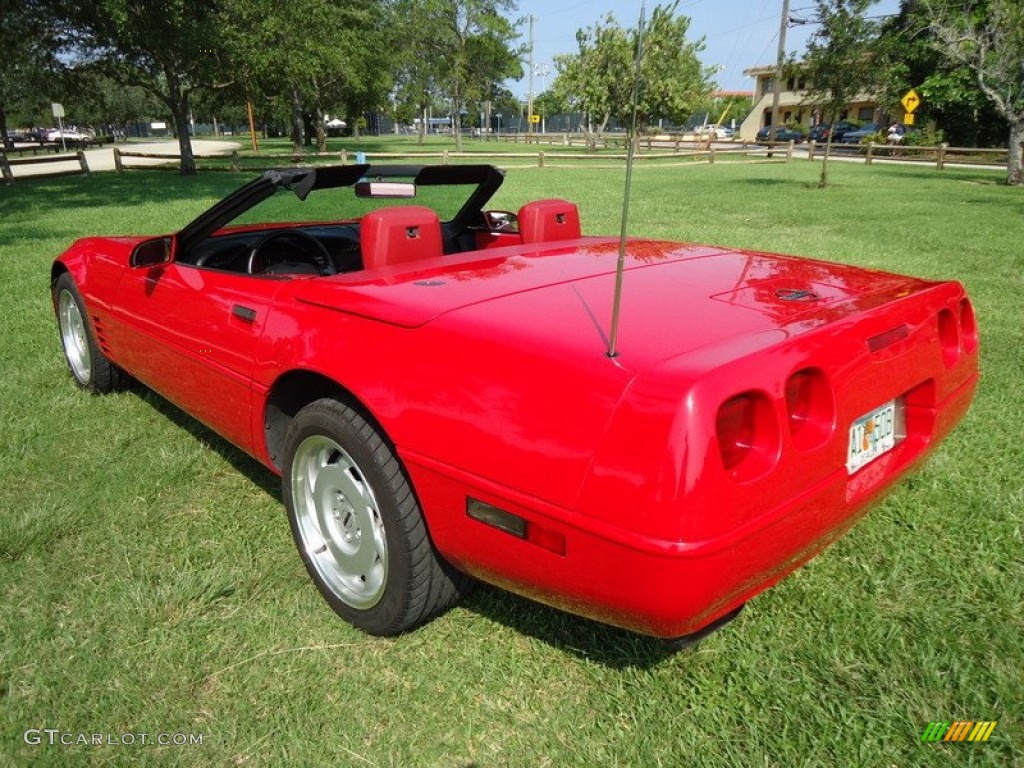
xmin=282 ymin=398 xmax=468 ymax=635
xmin=53 ymin=272 xmax=126 ymax=393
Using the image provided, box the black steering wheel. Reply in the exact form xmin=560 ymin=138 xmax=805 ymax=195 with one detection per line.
xmin=246 ymin=230 xmax=335 ymax=275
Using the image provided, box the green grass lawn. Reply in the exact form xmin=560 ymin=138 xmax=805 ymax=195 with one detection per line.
xmin=1 ymin=160 xmax=1021 ymax=767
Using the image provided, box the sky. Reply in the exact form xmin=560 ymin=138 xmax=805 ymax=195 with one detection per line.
xmin=508 ymin=0 xmax=903 ymax=96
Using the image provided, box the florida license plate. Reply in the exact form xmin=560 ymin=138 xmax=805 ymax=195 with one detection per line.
xmin=847 ymin=400 xmax=899 ymax=474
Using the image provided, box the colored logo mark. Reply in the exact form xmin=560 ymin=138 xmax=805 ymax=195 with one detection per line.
xmin=921 ymin=721 xmax=997 ymax=743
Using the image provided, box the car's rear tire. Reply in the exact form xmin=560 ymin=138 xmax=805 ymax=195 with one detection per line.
xmin=53 ymin=272 xmax=126 ymax=393
xmin=282 ymin=398 xmax=468 ymax=635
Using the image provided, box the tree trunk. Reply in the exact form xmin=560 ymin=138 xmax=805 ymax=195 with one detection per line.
xmin=290 ymin=88 xmax=303 ymax=153
xmin=1008 ymin=120 xmax=1023 ymax=186
xmin=162 ymin=77 xmax=196 ymax=175
xmin=453 ymin=98 xmax=463 ymax=153
xmin=0 ymin=102 xmax=12 ymax=150
xmin=818 ymin=136 xmax=834 ymax=188
xmin=314 ymin=103 xmax=327 ymax=153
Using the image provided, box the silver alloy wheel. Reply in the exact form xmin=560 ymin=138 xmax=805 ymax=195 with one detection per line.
xmin=58 ymin=288 xmax=92 ymax=384
xmin=290 ymin=435 xmax=388 ymax=609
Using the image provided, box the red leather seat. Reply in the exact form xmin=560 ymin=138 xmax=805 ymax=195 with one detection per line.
xmin=518 ymin=199 xmax=582 ymax=243
xmin=360 ymin=206 xmax=443 ymax=270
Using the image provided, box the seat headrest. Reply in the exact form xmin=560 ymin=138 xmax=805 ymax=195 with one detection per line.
xmin=360 ymin=206 xmax=443 ymax=271
xmin=517 ymin=199 xmax=582 ymax=243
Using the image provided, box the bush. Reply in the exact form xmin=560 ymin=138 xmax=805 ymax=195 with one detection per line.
xmin=904 ymin=127 xmax=946 ymax=147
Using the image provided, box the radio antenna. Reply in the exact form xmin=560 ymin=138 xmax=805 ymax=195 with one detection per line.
xmin=606 ymin=1 xmax=646 ymax=358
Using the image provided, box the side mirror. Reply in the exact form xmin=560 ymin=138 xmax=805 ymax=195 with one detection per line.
xmin=130 ymin=236 xmax=172 ymax=268
xmin=483 ymin=210 xmax=519 ymax=233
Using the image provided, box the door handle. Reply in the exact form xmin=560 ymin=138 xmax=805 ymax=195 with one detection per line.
xmin=232 ymin=304 xmax=257 ymax=322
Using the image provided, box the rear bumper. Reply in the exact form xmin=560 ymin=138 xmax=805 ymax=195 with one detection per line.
xmin=407 ymin=372 xmax=976 ymax=638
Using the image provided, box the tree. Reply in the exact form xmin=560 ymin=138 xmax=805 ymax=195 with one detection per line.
xmin=876 ymin=1 xmax=1003 ymax=147
xmin=925 ymin=0 xmax=1024 ymax=184
xmin=550 ymin=2 xmax=711 ymax=146
xmin=221 ymin=0 xmax=386 ymax=152
xmin=393 ymin=0 xmax=521 ymax=151
xmin=0 ymin=1 xmax=63 ymax=147
xmin=57 ymin=1 xmax=230 ymax=174
xmin=801 ymin=0 xmax=882 ymax=188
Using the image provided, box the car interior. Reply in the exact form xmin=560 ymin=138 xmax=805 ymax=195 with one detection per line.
xmin=176 ymin=165 xmax=583 ymax=278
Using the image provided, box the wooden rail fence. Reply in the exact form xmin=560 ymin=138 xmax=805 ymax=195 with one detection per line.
xmin=1 ymin=150 xmax=92 ymax=185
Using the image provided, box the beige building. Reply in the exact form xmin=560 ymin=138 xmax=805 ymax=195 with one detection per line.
xmin=739 ymin=65 xmax=881 ymax=140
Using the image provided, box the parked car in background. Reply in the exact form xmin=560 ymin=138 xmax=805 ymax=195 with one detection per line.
xmin=696 ymin=124 xmax=734 ymax=139
xmin=838 ymin=123 xmax=884 ymax=144
xmin=756 ymin=125 xmax=804 ymax=143
xmin=808 ymin=120 xmax=860 ymax=143
xmin=45 ymin=128 xmax=92 ymax=145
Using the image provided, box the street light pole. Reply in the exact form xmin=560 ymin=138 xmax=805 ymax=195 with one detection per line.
xmin=527 ymin=15 xmax=535 ymax=138
xmin=769 ymin=0 xmax=791 ymax=147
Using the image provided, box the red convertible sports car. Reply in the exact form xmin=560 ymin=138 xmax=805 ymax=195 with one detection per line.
xmin=52 ymin=164 xmax=978 ymax=641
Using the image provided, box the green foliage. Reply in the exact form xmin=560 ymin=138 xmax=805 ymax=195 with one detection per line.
xmin=801 ymin=0 xmax=882 ymax=187
xmin=218 ymin=0 xmax=387 ymax=150
xmin=903 ymin=125 xmax=946 ymax=145
xmin=924 ymin=0 xmax=1024 ymax=183
xmin=391 ymin=0 xmax=521 ymax=149
xmin=551 ymin=1 xmax=711 ymax=135
xmin=0 ymin=1 xmax=65 ymax=141
xmin=876 ymin=1 xmax=1004 ymax=147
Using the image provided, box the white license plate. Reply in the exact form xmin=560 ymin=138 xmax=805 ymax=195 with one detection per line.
xmin=847 ymin=400 xmax=899 ymax=474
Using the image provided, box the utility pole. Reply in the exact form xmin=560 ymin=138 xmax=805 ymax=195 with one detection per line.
xmin=769 ymin=0 xmax=791 ymax=148
xmin=527 ymin=15 xmax=535 ymax=138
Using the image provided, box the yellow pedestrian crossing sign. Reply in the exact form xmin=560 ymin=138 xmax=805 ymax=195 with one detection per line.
xmin=901 ymin=89 xmax=920 ymax=114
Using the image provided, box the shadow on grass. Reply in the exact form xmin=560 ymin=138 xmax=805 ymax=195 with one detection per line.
xmin=132 ymin=385 xmax=281 ymax=502
xmin=459 ymin=583 xmax=745 ymax=668
xmin=0 ymin=171 xmax=246 ymax=217
xmin=125 ymin=383 xmax=730 ymax=668
xmin=730 ymin=177 xmax=793 ymax=186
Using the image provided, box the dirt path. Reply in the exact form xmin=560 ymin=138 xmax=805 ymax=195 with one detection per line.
xmin=7 ymin=139 xmax=241 ymax=179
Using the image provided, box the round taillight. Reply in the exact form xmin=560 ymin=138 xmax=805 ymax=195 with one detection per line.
xmin=785 ymin=368 xmax=836 ymax=451
xmin=960 ymin=299 xmax=978 ymax=354
xmin=937 ymin=308 xmax=961 ymax=368
xmin=716 ymin=391 xmax=780 ymax=481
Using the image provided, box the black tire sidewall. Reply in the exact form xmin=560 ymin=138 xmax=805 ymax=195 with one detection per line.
xmin=282 ymin=399 xmax=417 ymax=636
xmin=53 ymin=272 xmax=105 ymax=391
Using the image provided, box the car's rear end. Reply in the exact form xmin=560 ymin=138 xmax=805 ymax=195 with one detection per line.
xmin=414 ymin=243 xmax=978 ymax=638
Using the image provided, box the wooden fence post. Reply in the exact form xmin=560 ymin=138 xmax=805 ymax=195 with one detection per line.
xmin=1 ymin=153 xmax=13 ymax=185
xmin=808 ymin=141 xmax=816 ymax=161
xmin=538 ymin=151 xmax=545 ymax=168
xmin=866 ymin=142 xmax=874 ymax=165
xmin=786 ymin=140 xmax=794 ymax=161
xmin=709 ymin=146 xmax=716 ymax=164
xmin=230 ymin=150 xmax=240 ymax=172
xmin=937 ymin=143 xmax=947 ymax=170
xmin=340 ymin=149 xmax=348 ymax=165
xmin=77 ymin=150 xmax=91 ymax=176
xmin=113 ymin=147 xmax=123 ymax=173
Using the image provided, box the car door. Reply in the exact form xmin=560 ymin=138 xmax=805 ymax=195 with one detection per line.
xmin=110 ymin=260 xmax=285 ymax=454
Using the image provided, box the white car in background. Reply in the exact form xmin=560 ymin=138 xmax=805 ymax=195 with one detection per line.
xmin=45 ymin=128 xmax=91 ymax=143
xmin=694 ymin=124 xmax=734 ymax=139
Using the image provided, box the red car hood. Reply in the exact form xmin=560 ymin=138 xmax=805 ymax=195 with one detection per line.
xmin=293 ymin=236 xmax=935 ymax=371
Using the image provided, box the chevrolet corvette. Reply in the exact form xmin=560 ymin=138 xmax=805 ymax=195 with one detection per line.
xmin=51 ymin=164 xmax=978 ymax=640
